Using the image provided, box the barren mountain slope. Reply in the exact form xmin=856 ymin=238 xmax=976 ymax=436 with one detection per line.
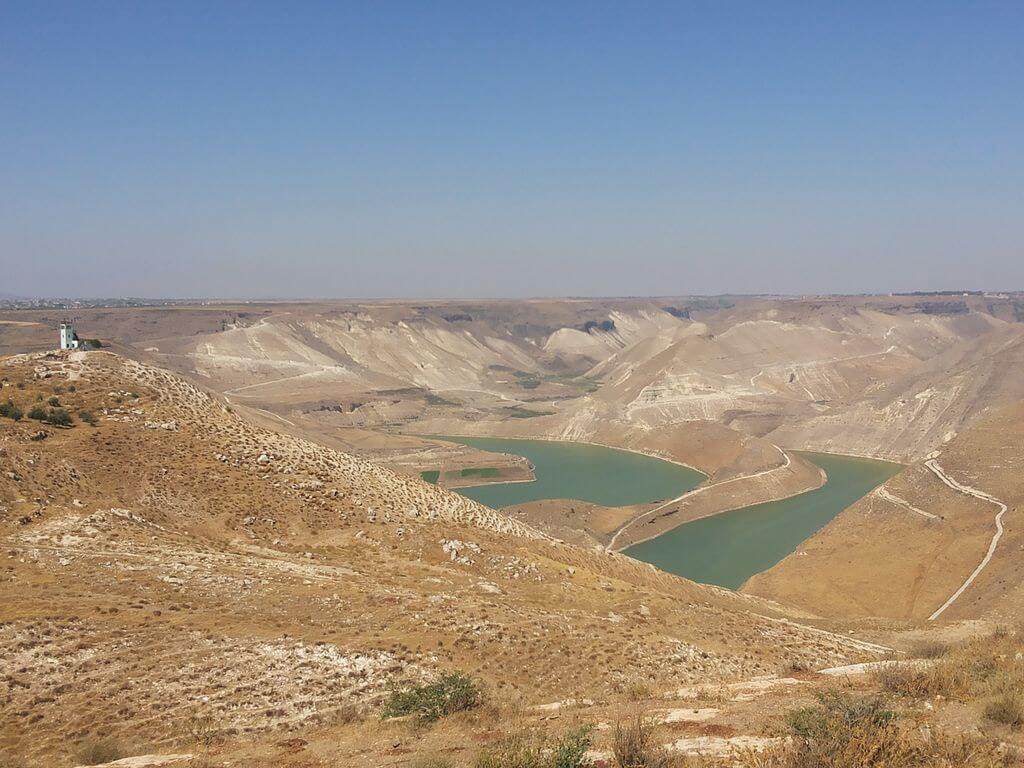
xmin=768 ymin=325 xmax=1024 ymax=461
xmin=0 ymin=351 xmax=885 ymax=764
xmin=746 ymin=399 xmax=1024 ymax=622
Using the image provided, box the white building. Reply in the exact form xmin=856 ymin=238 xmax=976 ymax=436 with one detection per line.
xmin=59 ymin=320 xmax=79 ymax=350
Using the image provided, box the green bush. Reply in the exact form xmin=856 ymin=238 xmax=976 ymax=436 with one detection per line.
xmin=79 ymin=410 xmax=98 ymax=426
xmin=45 ymin=408 xmax=74 ymax=427
xmin=0 ymin=400 xmax=23 ymax=421
xmin=382 ymin=672 xmax=483 ymax=725
xmin=28 ymin=405 xmax=47 ymax=421
xmin=548 ymin=728 xmax=593 ymax=768
xmin=48 ymin=396 xmax=61 ymax=406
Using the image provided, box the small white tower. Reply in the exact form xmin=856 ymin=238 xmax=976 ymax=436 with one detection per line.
xmin=59 ymin=320 xmax=79 ymax=350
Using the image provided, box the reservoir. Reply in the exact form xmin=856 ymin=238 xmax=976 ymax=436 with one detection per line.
xmin=436 ymin=436 xmax=704 ymax=508
xmin=439 ymin=438 xmax=902 ymax=590
xmin=624 ymin=451 xmax=902 ymax=588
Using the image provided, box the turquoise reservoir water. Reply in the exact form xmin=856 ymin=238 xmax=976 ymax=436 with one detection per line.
xmin=435 ymin=439 xmax=901 ymax=590
xmin=624 ymin=451 xmax=903 ymax=589
xmin=435 ymin=436 xmax=705 ymax=508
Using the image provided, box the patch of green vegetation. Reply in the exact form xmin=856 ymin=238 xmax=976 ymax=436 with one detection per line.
xmin=580 ymin=319 xmax=615 ymax=333
xmin=460 ymin=467 xmax=500 ymax=478
xmin=505 ymin=407 xmax=554 ymax=419
xmin=381 ymin=672 xmax=483 ymax=725
xmin=424 ymin=392 xmax=456 ymax=407
xmin=27 ymin=405 xmax=74 ymax=426
xmin=379 ymin=387 xmax=424 ymax=396
xmin=420 ymin=470 xmax=440 ymax=484
xmin=0 ymin=400 xmax=23 ymax=421
xmin=45 ymin=407 xmax=74 ymax=427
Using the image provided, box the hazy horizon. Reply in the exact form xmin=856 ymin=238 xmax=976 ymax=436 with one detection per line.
xmin=3 ymin=2 xmax=1022 ymax=298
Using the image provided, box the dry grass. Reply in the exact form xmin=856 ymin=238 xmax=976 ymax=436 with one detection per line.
xmin=985 ymin=692 xmax=1024 ymax=728
xmin=727 ymin=690 xmax=1013 ymax=768
xmin=874 ymin=630 xmax=1024 ymax=703
xmin=612 ymin=714 xmax=685 ymax=768
xmin=473 ymin=726 xmax=592 ymax=768
xmin=73 ymin=737 xmax=128 ymax=765
xmin=907 ymin=639 xmax=951 ymax=659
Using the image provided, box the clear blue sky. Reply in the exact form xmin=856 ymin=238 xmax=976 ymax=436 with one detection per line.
xmin=2 ymin=1 xmax=1022 ymax=298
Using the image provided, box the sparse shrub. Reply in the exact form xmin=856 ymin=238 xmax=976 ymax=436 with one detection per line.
xmin=187 ymin=714 xmax=220 ymax=746
xmin=873 ymin=661 xmax=964 ymax=700
xmin=736 ymin=690 xmax=1009 ymax=767
xmin=382 ymin=672 xmax=483 ymax=725
xmin=87 ymin=338 xmax=103 ymax=348
xmin=474 ymin=727 xmax=593 ymax=768
xmin=875 ymin=629 xmax=1024 ymax=704
xmin=908 ymin=639 xmax=950 ymax=659
xmin=475 ymin=733 xmax=545 ymax=768
xmin=48 ymin=396 xmax=60 ymax=406
xmin=787 ymin=690 xmax=896 ymax=746
xmin=985 ymin=691 xmax=1024 ymax=727
xmin=740 ymin=727 xmax=1010 ymax=767
xmin=414 ymin=759 xmax=455 ymax=768
xmin=0 ymin=750 xmax=32 ymax=768
xmin=548 ymin=727 xmax=593 ymax=768
xmin=0 ymin=400 xmax=22 ymax=421
xmin=330 ymin=703 xmax=361 ymax=725
xmin=79 ymin=410 xmax=97 ymax=426
xmin=74 ymin=737 xmax=127 ymax=765
xmin=623 ymin=679 xmax=653 ymax=702
xmin=613 ymin=714 xmax=678 ymax=768
xmin=27 ymin=405 xmax=47 ymax=421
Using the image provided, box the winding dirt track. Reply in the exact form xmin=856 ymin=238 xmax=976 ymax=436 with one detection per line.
xmin=926 ymin=458 xmax=1008 ymax=621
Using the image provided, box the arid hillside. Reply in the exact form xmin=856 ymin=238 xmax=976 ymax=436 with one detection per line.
xmin=0 ymin=350 xmax=892 ymax=766
xmin=746 ymin=398 xmax=1024 ymax=622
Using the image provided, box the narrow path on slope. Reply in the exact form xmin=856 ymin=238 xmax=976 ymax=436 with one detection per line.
xmin=926 ymin=458 xmax=1008 ymax=621
xmin=606 ymin=446 xmax=793 ymax=551
xmin=873 ymin=485 xmax=939 ymax=520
